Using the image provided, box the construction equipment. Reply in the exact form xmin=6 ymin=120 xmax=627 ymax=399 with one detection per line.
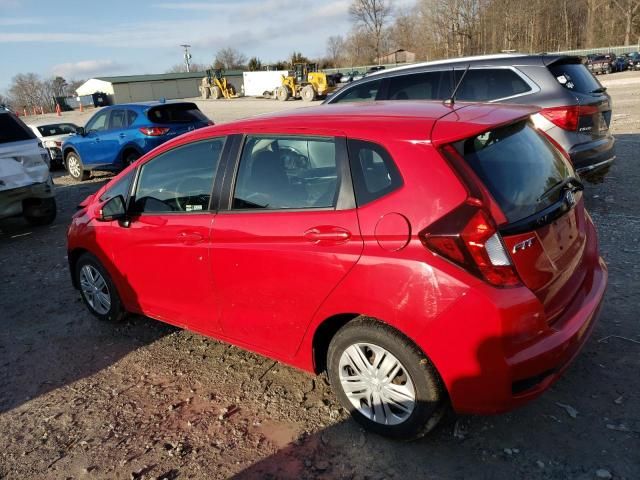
xmin=199 ymin=69 xmax=239 ymax=100
xmin=275 ymin=64 xmax=336 ymax=102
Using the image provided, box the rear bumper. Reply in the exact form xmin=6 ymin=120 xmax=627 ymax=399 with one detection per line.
xmin=569 ymin=135 xmax=615 ymax=180
xmin=429 ymin=253 xmax=607 ymax=415
xmin=0 ymin=177 xmax=55 ymax=219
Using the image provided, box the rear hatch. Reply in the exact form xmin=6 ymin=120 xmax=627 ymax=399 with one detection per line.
xmin=145 ymin=103 xmax=212 ymax=136
xmin=450 ymin=120 xmax=589 ymax=323
xmin=544 ymin=59 xmax=612 ymax=142
xmin=1 ymin=112 xmax=50 ymax=191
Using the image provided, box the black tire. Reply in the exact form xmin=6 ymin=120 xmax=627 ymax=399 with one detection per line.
xmin=276 ymin=86 xmax=290 ymax=102
xmin=75 ymin=252 xmax=125 ymax=322
xmin=327 ymin=317 xmax=446 ymax=440
xmin=123 ymin=150 xmax=140 ymax=167
xmin=24 ymin=197 xmax=57 ymax=226
xmin=66 ymin=151 xmax=90 ymax=181
xmin=301 ymin=85 xmax=316 ymax=102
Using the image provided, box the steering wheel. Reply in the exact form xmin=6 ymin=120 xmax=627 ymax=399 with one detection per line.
xmin=175 ymin=177 xmax=211 ymax=212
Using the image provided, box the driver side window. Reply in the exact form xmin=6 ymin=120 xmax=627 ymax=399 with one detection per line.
xmin=132 ymin=138 xmax=225 ymax=214
xmin=85 ymin=110 xmax=109 ymax=132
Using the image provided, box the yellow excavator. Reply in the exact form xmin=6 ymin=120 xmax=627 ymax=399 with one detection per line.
xmin=275 ymin=63 xmax=336 ymax=102
xmin=199 ymin=69 xmax=239 ymax=100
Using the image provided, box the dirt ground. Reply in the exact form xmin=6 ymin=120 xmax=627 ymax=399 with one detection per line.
xmin=1 ymin=74 xmax=639 ymax=480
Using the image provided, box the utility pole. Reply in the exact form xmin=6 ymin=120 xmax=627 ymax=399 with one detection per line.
xmin=180 ymin=44 xmax=192 ymax=72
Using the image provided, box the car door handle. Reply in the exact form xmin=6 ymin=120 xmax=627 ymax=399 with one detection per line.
xmin=177 ymin=231 xmax=205 ymax=244
xmin=304 ymin=226 xmax=351 ymax=245
xmin=94 ymin=137 xmax=101 ymax=142
xmin=119 ymin=133 xmax=126 ymax=138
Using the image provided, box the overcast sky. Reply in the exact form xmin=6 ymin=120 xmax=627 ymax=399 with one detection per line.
xmin=0 ymin=0 xmax=413 ymax=92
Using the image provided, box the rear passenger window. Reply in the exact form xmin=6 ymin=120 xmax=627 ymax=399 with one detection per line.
xmin=387 ymin=71 xmax=447 ymax=100
xmin=454 ymin=69 xmax=530 ymax=101
xmin=233 ymin=136 xmax=339 ymax=210
xmin=347 ymin=139 xmax=402 ymax=205
xmin=132 ymin=138 xmax=224 ymax=214
xmin=332 ymin=80 xmax=381 ymax=103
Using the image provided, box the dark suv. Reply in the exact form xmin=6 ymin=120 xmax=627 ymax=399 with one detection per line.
xmin=325 ymin=54 xmax=615 ymax=181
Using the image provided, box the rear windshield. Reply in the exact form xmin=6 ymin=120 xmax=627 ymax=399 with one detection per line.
xmin=548 ymin=62 xmax=602 ymax=94
xmin=37 ymin=123 xmax=77 ymax=136
xmin=0 ymin=113 xmax=35 ymax=144
xmin=455 ymin=121 xmax=572 ymax=223
xmin=147 ymin=104 xmax=208 ymax=124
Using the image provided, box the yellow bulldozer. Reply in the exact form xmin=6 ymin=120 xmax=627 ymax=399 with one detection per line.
xmin=275 ymin=63 xmax=336 ymax=102
xmin=199 ymin=69 xmax=239 ymax=100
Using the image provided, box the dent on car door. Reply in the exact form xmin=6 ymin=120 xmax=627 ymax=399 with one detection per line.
xmin=211 ymin=134 xmax=363 ymax=358
xmin=107 ymin=137 xmax=227 ymax=331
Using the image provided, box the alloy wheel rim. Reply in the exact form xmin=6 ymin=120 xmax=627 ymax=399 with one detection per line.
xmin=68 ymin=157 xmax=81 ymax=177
xmin=338 ymin=342 xmax=416 ymax=425
xmin=79 ymin=265 xmax=111 ymax=315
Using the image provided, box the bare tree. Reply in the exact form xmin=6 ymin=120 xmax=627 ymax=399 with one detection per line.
xmin=611 ymin=0 xmax=640 ymax=45
xmin=166 ymin=62 xmax=207 ymax=73
xmin=8 ymin=73 xmax=55 ymax=110
xmin=349 ymin=0 xmax=393 ymax=63
xmin=326 ymin=35 xmax=346 ymax=67
xmin=213 ymin=48 xmax=248 ymax=70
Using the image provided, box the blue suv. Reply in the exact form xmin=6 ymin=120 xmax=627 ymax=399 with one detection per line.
xmin=62 ymin=101 xmax=211 ymax=181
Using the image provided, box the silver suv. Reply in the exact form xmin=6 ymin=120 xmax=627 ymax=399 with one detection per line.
xmin=0 ymin=107 xmax=57 ymax=225
xmin=324 ymin=54 xmax=615 ymax=182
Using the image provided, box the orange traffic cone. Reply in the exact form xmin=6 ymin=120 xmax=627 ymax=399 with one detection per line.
xmin=79 ymin=102 xmax=83 ymax=113
xmin=56 ymin=104 xmax=61 ymax=116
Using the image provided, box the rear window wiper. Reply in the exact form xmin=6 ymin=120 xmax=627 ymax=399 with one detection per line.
xmin=538 ymin=176 xmax=584 ymax=202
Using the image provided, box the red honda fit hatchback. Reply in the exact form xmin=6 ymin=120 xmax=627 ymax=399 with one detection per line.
xmin=67 ymin=102 xmax=607 ymax=439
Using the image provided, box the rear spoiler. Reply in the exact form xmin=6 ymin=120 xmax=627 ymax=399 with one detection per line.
xmin=430 ymin=104 xmax=540 ymax=147
xmin=542 ymin=55 xmax=584 ymax=67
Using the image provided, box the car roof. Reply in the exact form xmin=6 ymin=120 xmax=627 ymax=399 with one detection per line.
xmin=178 ymin=101 xmax=539 ymax=146
xmin=108 ymin=100 xmax=198 ymax=109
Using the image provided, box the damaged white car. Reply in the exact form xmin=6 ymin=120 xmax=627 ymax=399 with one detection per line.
xmin=0 ymin=107 xmax=57 ymax=226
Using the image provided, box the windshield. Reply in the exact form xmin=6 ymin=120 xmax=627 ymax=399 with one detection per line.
xmin=147 ymin=104 xmax=208 ymax=124
xmin=37 ymin=123 xmax=77 ymax=136
xmin=455 ymin=121 xmax=573 ymax=223
xmin=0 ymin=113 xmax=35 ymax=144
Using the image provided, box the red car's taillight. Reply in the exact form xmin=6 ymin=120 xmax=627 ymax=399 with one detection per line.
xmin=139 ymin=127 xmax=170 ymax=136
xmin=419 ymin=200 xmax=520 ymax=287
xmin=539 ymin=105 xmax=598 ymax=131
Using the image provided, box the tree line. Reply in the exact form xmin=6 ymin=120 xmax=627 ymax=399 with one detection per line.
xmin=327 ymin=0 xmax=640 ymax=67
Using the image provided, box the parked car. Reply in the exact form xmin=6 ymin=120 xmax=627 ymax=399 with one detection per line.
xmin=68 ymin=102 xmax=607 ymax=440
xmin=27 ymin=121 xmax=78 ymax=169
xmin=366 ymin=66 xmax=386 ymax=74
xmin=324 ymin=53 xmax=616 ymax=182
xmin=0 ymin=106 xmax=57 ymax=225
xmin=587 ymin=54 xmax=615 ymax=75
xmin=62 ymin=101 xmax=212 ymax=181
xmin=612 ymin=55 xmax=628 ymax=72
xmin=626 ymin=51 xmax=640 ymax=70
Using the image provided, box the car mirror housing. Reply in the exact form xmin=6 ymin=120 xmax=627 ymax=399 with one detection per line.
xmin=76 ymin=126 xmax=85 ymax=136
xmin=97 ymin=195 xmax=126 ymax=222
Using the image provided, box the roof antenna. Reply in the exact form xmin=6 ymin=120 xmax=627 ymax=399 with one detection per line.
xmin=444 ymin=64 xmax=470 ymax=106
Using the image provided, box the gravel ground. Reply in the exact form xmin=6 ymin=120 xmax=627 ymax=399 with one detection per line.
xmin=1 ymin=74 xmax=639 ymax=480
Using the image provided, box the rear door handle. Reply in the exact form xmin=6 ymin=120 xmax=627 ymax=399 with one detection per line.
xmin=177 ymin=231 xmax=205 ymax=244
xmin=119 ymin=133 xmax=126 ymax=138
xmin=304 ymin=226 xmax=351 ymax=245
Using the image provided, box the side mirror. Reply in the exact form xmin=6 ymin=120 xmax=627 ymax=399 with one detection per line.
xmin=97 ymin=195 xmax=126 ymax=222
xmin=76 ymin=126 xmax=85 ymax=136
